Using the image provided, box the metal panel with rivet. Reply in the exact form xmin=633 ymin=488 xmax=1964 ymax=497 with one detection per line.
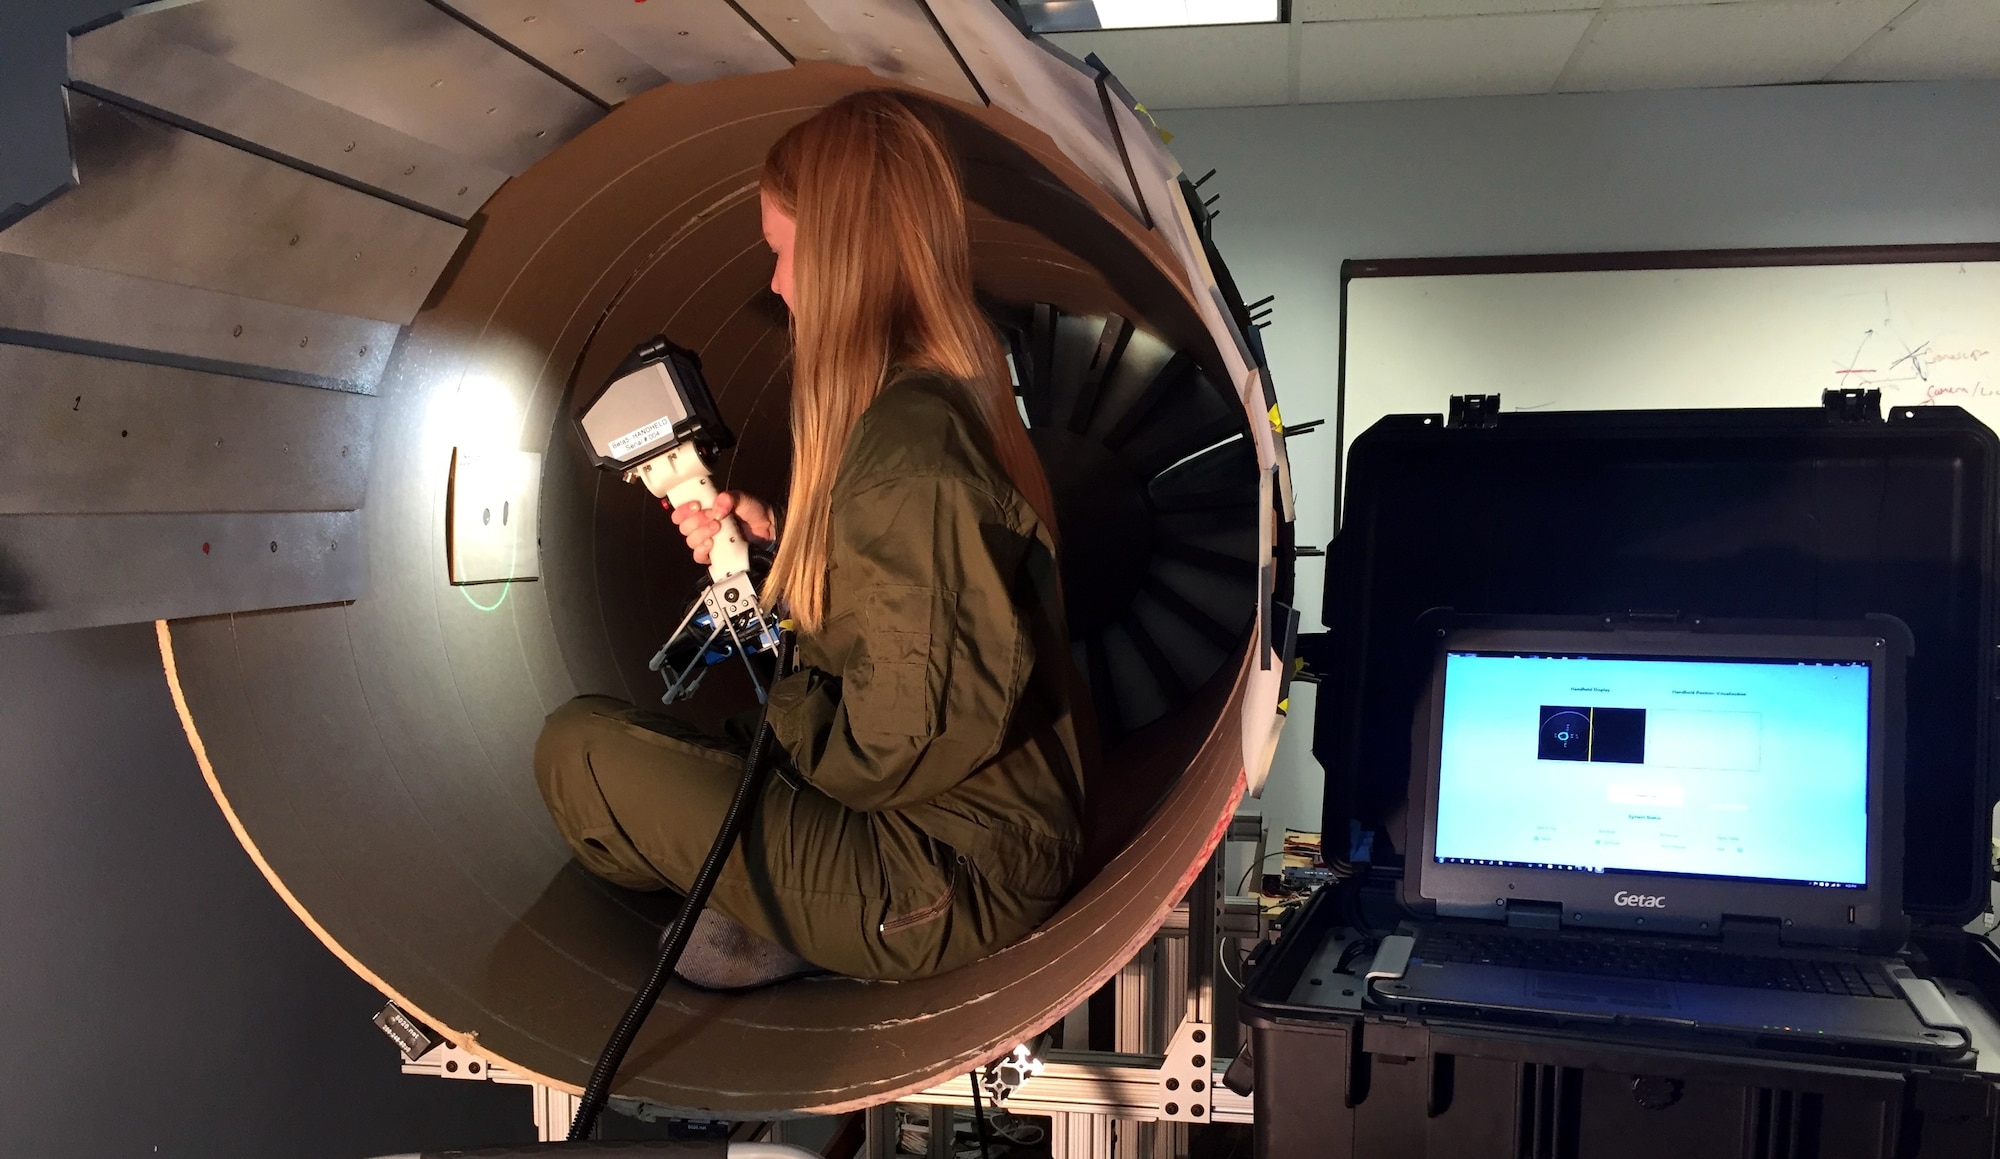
xmin=427 ymin=0 xmax=668 ymax=106
xmin=920 ymin=2 xmax=1151 ymax=227
xmin=0 ymin=344 xmax=375 ymax=517
xmin=717 ymin=0 xmax=852 ymax=70
xmin=552 ymin=0 xmax=793 ymax=83
xmin=0 ymin=510 xmax=366 ymax=635
xmin=0 ymin=92 xmax=465 ymax=325
xmin=793 ymin=0 xmax=984 ymax=104
xmin=101 ymin=0 xmax=604 ymax=176
xmin=0 ymin=252 xmax=399 ymax=393
xmin=68 ymin=22 xmax=509 ymax=222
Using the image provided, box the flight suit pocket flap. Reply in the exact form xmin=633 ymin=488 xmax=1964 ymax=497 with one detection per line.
xmin=881 ymin=855 xmax=960 ymax=935
xmin=858 ymin=584 xmax=955 ymax=740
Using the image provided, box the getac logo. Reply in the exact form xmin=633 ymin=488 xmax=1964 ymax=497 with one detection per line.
xmin=1614 ymin=891 xmax=1666 ymax=909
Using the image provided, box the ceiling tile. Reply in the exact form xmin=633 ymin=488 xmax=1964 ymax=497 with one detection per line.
xmin=1560 ymin=0 xmax=1907 ymax=91
xmin=1298 ymin=12 xmax=1594 ymax=102
xmin=1301 ymin=0 xmax=1595 ymax=18
xmin=1044 ymin=23 xmax=1292 ymax=107
xmin=1827 ymin=0 xmax=2000 ymax=81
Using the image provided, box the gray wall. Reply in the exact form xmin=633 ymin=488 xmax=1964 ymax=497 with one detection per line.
xmin=0 ymin=6 xmax=529 ymax=1156
xmin=1158 ymin=82 xmax=2000 ymax=841
xmin=0 ymin=4 xmax=88 ymax=225
xmin=0 ymin=626 xmax=533 ymax=1157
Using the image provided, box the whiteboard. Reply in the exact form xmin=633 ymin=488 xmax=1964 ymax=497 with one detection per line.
xmin=1342 ymin=260 xmax=2000 ymax=472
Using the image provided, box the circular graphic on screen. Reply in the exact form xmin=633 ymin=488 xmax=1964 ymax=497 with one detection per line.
xmin=1539 ymin=707 xmax=1592 ymax=762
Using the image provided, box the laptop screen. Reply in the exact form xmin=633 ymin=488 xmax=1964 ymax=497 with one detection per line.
xmin=1434 ymin=651 xmax=1872 ymax=889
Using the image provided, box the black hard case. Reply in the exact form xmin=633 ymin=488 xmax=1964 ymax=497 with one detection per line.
xmin=1240 ymin=401 xmax=2000 ymax=1158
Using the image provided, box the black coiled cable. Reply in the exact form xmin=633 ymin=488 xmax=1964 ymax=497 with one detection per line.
xmin=567 ymin=635 xmax=791 ymax=1141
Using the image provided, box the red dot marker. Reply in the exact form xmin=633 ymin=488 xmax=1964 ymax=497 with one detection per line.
xmin=202 ymin=542 xmax=211 ymax=554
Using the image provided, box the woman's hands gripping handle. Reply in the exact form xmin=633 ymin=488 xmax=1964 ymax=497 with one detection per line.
xmin=671 ymin=490 xmax=776 ymax=569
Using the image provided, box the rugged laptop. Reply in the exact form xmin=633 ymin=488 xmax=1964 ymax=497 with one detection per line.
xmin=1363 ymin=617 xmax=1969 ymax=1059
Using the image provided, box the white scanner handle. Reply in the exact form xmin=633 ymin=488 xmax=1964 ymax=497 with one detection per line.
xmin=630 ymin=443 xmax=750 ymax=581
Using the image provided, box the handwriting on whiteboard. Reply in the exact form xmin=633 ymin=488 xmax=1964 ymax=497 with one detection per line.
xmin=1832 ymin=296 xmax=1992 ymax=412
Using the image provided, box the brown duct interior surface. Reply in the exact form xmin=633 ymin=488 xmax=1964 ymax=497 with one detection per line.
xmin=164 ymin=65 xmax=1253 ymax=1115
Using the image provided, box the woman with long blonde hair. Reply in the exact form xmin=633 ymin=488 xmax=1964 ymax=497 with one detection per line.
xmin=534 ymin=90 xmax=1086 ymax=986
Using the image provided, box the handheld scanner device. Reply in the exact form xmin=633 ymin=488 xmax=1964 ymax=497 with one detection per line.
xmin=576 ymin=337 xmax=748 ymax=578
xmin=576 ymin=338 xmax=780 ymax=698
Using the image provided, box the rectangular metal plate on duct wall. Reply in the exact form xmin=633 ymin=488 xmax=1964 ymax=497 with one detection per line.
xmin=0 ymin=254 xmax=398 ymax=395
xmin=0 ymin=510 xmax=365 ymax=636
xmin=68 ymin=22 xmax=511 ymax=223
xmin=0 ymin=92 xmax=465 ymax=327
xmin=915 ymin=0 xmax=1156 ymax=229
xmin=797 ymin=0 xmax=985 ymax=104
xmin=426 ymin=0 xmax=667 ymax=106
xmin=555 ymin=0 xmax=792 ymax=83
xmin=0 ymin=342 xmax=375 ymax=517
xmin=447 ymin=447 xmax=542 ymax=585
xmin=93 ymin=0 xmax=604 ymax=177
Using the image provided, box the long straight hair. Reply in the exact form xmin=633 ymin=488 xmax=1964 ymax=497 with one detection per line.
xmin=760 ymin=89 xmax=1057 ymax=632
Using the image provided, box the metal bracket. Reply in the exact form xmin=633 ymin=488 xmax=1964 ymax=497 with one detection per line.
xmin=397 ymin=1035 xmax=517 ymax=1084
xmin=1822 ymin=387 xmax=1883 ymax=422
xmin=903 ymin=841 xmax=1264 ymax=1136
xmin=906 ymin=1048 xmax=1251 ymax=1125
xmin=1447 ymin=393 xmax=1501 ymax=429
xmin=386 ymin=1018 xmax=606 ymax=1142
xmin=398 ymin=1039 xmax=715 ymax=1143
xmin=373 ymin=1000 xmax=443 ymax=1062
xmin=1156 ymin=1019 xmax=1215 ymax=1123
xmin=979 ymin=1042 xmax=1048 ymax=1105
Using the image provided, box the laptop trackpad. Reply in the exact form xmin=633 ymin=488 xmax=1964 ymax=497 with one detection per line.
xmin=1531 ymin=973 xmax=1675 ymax=1010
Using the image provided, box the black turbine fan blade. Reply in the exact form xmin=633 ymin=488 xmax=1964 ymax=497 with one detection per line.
xmin=1009 ymin=304 xmax=1260 ymax=737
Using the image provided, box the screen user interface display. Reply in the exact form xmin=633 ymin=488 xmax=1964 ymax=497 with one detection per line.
xmin=1433 ymin=652 xmax=1871 ymax=888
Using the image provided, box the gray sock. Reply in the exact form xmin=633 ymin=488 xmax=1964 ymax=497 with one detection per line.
xmin=666 ymin=907 xmax=823 ymax=991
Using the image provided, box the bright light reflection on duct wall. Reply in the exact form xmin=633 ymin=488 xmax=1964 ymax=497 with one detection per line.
xmin=430 ymin=371 xmax=525 ymax=455
xmin=419 ymin=330 xmax=550 ymax=461
xmin=420 ymin=339 xmax=543 ymax=610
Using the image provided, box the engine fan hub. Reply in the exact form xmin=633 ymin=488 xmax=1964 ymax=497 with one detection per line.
xmin=1031 ymin=426 xmax=1156 ymax=640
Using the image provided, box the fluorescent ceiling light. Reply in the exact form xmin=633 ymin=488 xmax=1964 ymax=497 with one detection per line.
xmin=1022 ymin=0 xmax=1283 ymax=32
xmin=1096 ymin=0 xmax=1280 ymax=27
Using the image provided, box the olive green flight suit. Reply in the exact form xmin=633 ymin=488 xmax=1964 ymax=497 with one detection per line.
xmin=535 ymin=372 xmax=1086 ymax=981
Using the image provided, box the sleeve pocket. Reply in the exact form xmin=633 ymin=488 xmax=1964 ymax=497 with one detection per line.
xmin=856 ymin=584 xmax=955 ymax=740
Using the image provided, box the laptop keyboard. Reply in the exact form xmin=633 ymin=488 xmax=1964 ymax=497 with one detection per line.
xmin=1414 ymin=930 xmax=1901 ymax=999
